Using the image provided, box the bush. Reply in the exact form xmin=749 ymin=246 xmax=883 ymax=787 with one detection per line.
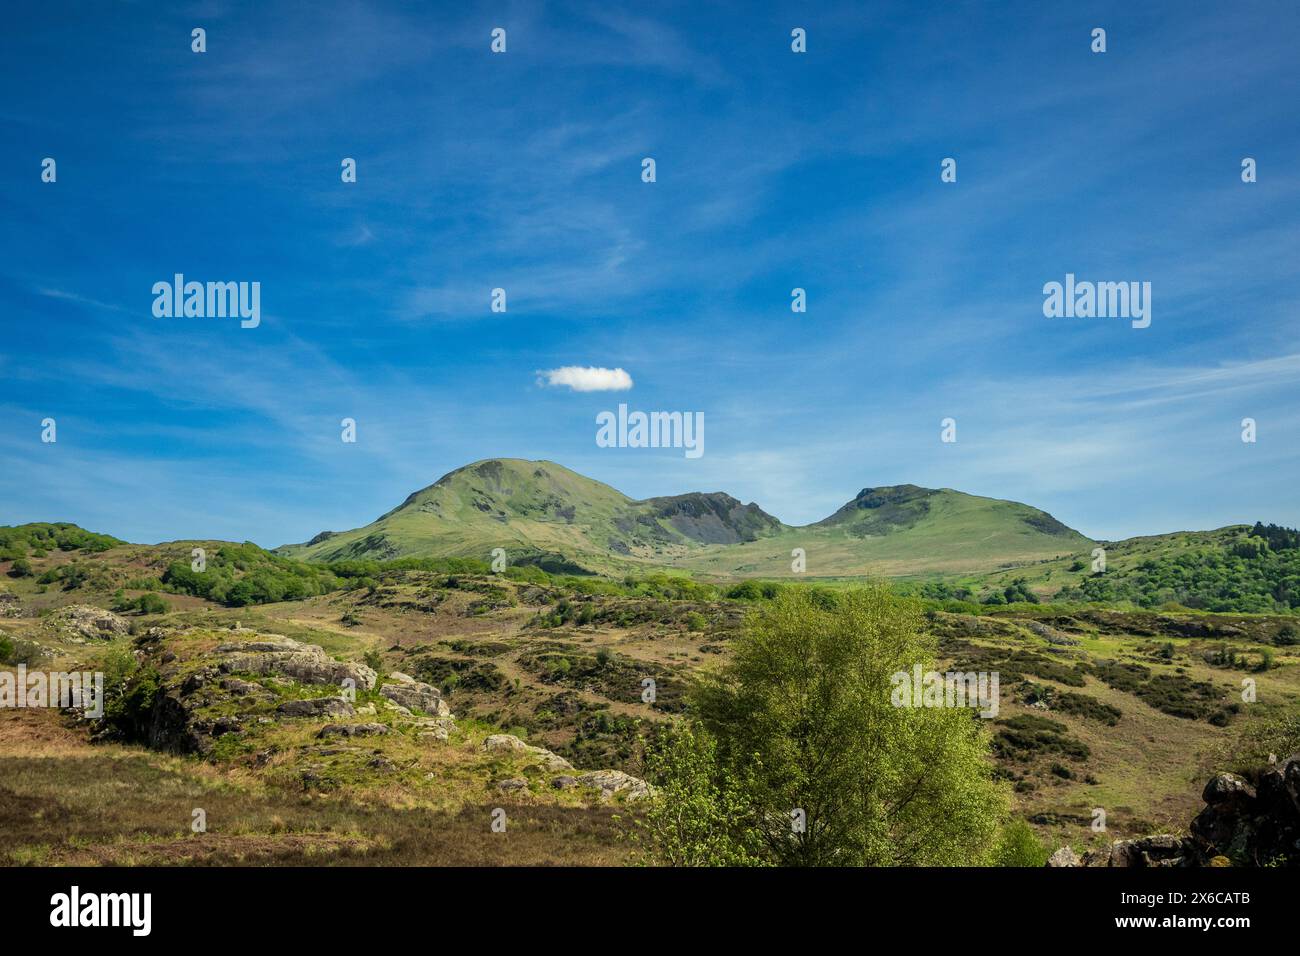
xmin=992 ymin=818 xmax=1051 ymax=867
xmin=0 ymin=637 xmax=44 ymax=667
xmin=137 ymin=593 xmax=168 ymax=615
xmin=111 ymin=591 xmax=169 ymax=615
xmin=8 ymin=558 xmax=33 ymax=578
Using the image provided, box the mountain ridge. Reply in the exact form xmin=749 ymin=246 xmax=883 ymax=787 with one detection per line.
xmin=275 ymin=458 xmax=1093 ymax=576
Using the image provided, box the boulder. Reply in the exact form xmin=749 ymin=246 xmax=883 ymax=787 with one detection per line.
xmin=219 ymin=678 xmax=265 ymax=697
xmin=483 ymin=733 xmax=572 ymax=771
xmin=1191 ymin=753 xmax=1300 ymax=866
xmin=577 ymin=769 xmax=654 ymax=802
xmin=380 ymin=679 xmax=449 ymax=716
xmin=411 ymin=716 xmax=456 ymax=742
xmin=1203 ymin=772 xmax=1255 ymax=806
xmin=1046 ymin=846 xmax=1081 ymax=867
xmin=277 ymin=697 xmax=355 ymax=718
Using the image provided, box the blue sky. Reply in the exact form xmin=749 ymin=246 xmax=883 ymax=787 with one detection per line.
xmin=2 ymin=0 xmax=1298 ymax=547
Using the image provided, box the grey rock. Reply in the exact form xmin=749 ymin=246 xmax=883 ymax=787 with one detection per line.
xmin=483 ymin=733 xmax=572 ymax=771
xmin=277 ymin=697 xmax=355 ymax=718
xmin=380 ymin=679 xmax=449 ymax=716
xmin=1046 ymin=846 xmax=1081 ymax=867
xmin=577 ymin=769 xmax=654 ymax=802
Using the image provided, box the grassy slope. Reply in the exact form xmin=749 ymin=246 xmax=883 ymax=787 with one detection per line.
xmin=282 ymin=459 xmax=669 ymax=571
xmin=961 ymin=526 xmax=1251 ymax=600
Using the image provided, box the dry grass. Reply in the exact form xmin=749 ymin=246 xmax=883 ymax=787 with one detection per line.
xmin=0 ymin=709 xmax=632 ymax=867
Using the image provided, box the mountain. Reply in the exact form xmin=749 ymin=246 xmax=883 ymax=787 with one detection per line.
xmin=280 ymin=459 xmax=783 ymax=568
xmin=668 ymin=483 xmax=1092 ymax=578
xmin=278 ymin=458 xmax=1092 ymax=577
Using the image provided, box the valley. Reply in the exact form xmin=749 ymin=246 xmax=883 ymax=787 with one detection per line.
xmin=3 ymin=458 xmax=1298 ymax=866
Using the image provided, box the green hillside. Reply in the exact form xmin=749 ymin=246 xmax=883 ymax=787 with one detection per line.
xmin=279 ymin=459 xmax=785 ymax=571
xmin=278 ymin=459 xmax=1093 ymax=578
xmin=965 ymin=523 xmax=1300 ymax=614
xmin=664 ymin=484 xmax=1092 ymax=578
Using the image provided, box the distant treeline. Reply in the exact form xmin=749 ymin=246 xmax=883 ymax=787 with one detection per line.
xmin=1055 ymin=527 xmax=1300 ymax=614
xmin=1249 ymin=522 xmax=1300 ymax=552
xmin=0 ymin=522 xmax=122 ymax=560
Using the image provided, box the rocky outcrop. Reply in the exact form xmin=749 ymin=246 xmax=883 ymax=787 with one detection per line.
xmin=0 ymin=589 xmax=20 ymax=618
xmin=1048 ymin=753 xmax=1300 ymax=867
xmin=1081 ymin=834 xmax=1195 ymax=868
xmin=41 ymin=605 xmax=128 ymax=642
xmin=479 ymin=735 xmax=653 ymax=801
xmin=1190 ymin=756 xmax=1300 ymax=866
xmin=409 ymin=715 xmax=456 ymax=741
xmin=216 ymin=635 xmax=377 ymax=690
xmin=379 ymin=672 xmax=449 ymax=716
xmin=483 ymin=733 xmax=573 ymax=771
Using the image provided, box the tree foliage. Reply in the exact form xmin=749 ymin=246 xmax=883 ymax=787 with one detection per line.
xmin=641 ymin=585 xmax=1008 ymax=865
xmin=1058 ymin=530 xmax=1300 ymax=613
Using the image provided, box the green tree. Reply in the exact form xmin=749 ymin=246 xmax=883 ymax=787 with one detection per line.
xmin=678 ymin=585 xmax=1007 ymax=866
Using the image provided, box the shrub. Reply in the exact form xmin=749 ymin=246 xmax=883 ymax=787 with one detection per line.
xmin=992 ymin=819 xmax=1051 ymax=867
xmin=137 ymin=593 xmax=168 ymax=615
xmin=0 ymin=637 xmax=45 ymax=666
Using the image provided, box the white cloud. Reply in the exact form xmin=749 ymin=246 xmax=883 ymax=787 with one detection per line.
xmin=537 ymin=366 xmax=633 ymax=392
